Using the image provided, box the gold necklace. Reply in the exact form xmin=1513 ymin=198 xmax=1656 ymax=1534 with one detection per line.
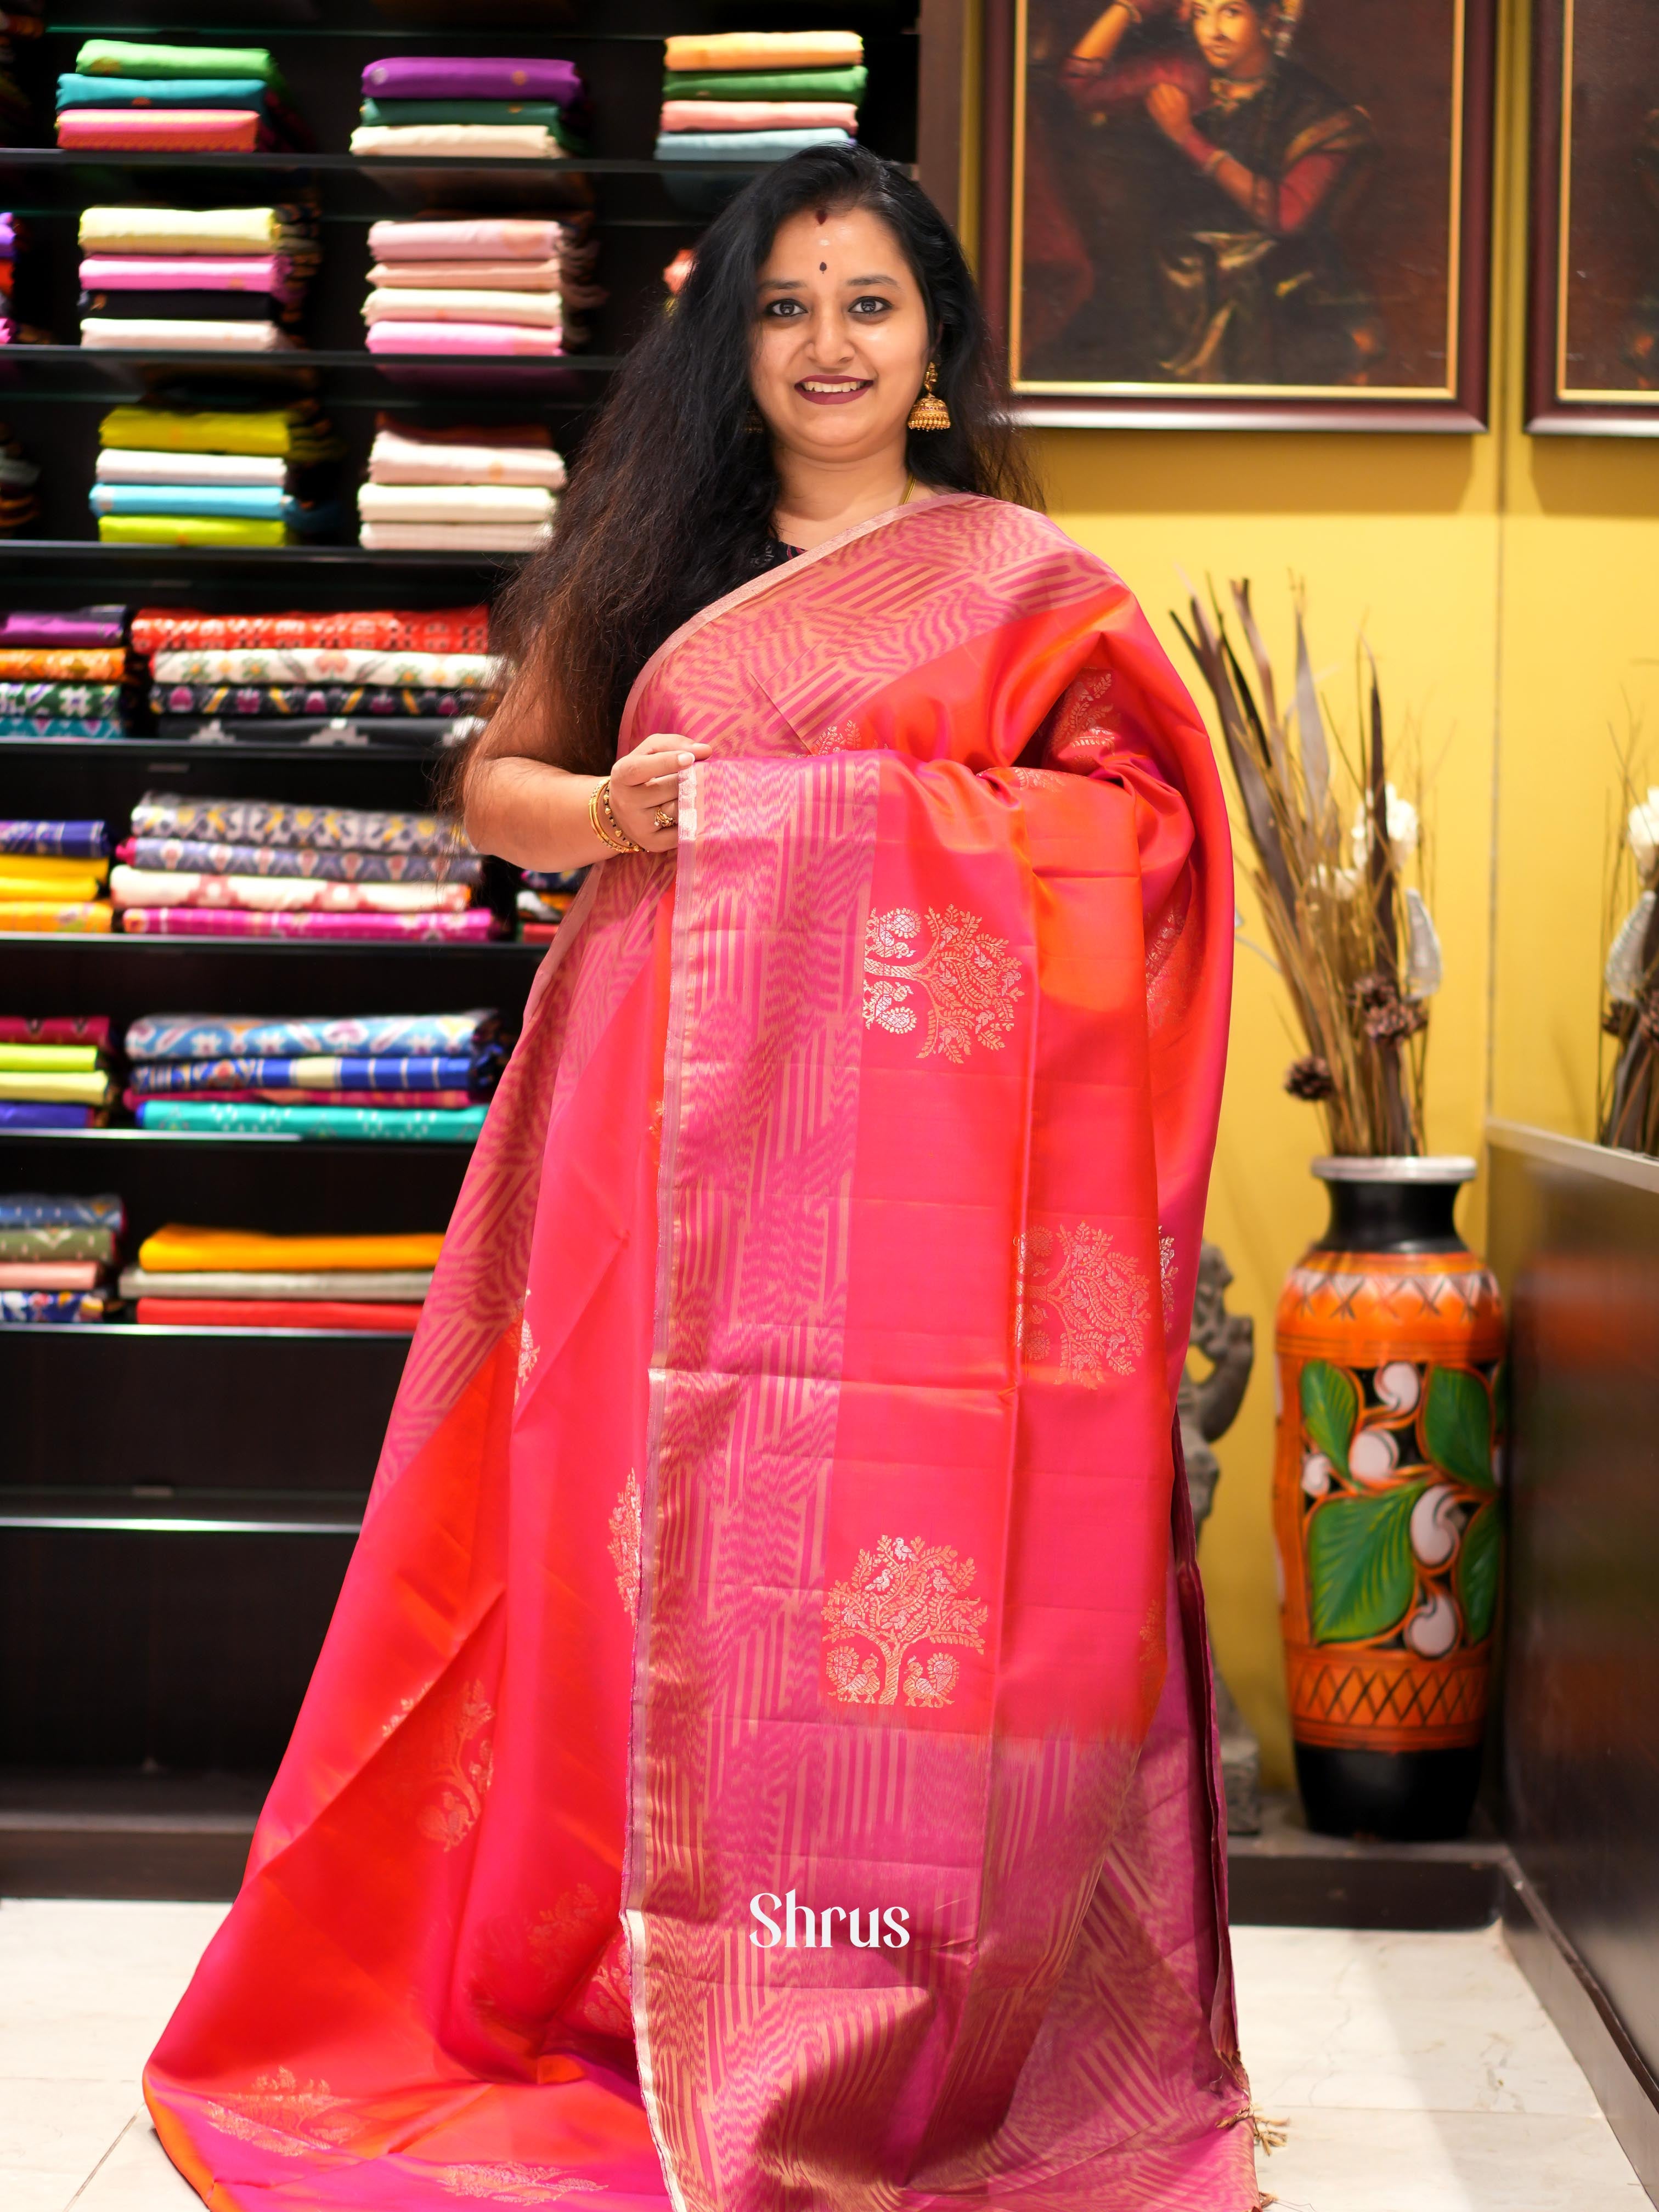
xmin=901 ymin=472 xmax=916 ymax=505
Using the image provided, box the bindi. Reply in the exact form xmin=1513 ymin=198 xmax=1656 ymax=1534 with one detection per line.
xmin=820 ymin=262 xmax=827 ymax=272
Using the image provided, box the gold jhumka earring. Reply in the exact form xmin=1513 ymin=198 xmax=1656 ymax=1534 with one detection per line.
xmin=906 ymin=362 xmax=951 ymax=431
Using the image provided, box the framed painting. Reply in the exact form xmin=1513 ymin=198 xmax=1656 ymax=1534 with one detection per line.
xmin=979 ymin=0 xmax=1497 ymax=429
xmin=1528 ymin=0 xmax=1659 ymax=433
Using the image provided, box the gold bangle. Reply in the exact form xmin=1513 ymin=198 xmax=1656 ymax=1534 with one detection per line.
xmin=589 ymin=779 xmax=642 ymax=855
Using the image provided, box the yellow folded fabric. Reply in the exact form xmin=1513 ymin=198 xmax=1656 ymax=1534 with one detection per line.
xmin=100 ymin=404 xmax=303 ymax=458
xmin=664 ymin=31 xmax=863 ymax=71
xmin=0 ymin=902 xmax=113 ymax=933
xmin=80 ymin=205 xmax=288 ymax=253
xmin=138 ymin=1225 xmax=447 ymax=1272
xmin=0 ymin=1043 xmax=104 ymax=1073
xmin=0 ymin=855 xmax=111 ymax=888
xmin=0 ymin=872 xmax=106 ymax=902
xmin=0 ymin=1070 xmax=114 ymax=1104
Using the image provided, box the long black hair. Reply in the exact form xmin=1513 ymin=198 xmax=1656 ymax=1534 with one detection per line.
xmin=483 ymin=142 xmax=1041 ymax=777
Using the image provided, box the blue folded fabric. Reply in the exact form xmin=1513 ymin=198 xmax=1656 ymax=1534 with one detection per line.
xmin=57 ymin=74 xmax=272 ymax=111
xmin=654 ymin=127 xmax=853 ymax=162
xmin=0 ymin=1103 xmax=97 ymax=1129
xmin=128 ymin=1054 xmax=487 ymax=1094
xmin=0 ymin=1193 xmax=123 ymax=1229
xmin=87 ymin=486 xmax=341 ymax=537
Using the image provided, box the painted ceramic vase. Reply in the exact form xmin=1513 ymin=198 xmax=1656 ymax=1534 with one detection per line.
xmin=1274 ymin=1157 xmax=1505 ymax=1841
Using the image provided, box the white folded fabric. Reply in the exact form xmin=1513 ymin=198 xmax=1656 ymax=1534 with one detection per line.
xmin=350 ymin=124 xmax=567 ymax=161
xmin=96 ymin=449 xmax=289 ymax=487
xmin=368 ymin=429 xmax=566 ymax=489
xmin=81 ymin=319 xmax=296 ymax=352
xmin=151 ymin=647 xmax=500 ymax=686
xmin=359 ymin=521 xmax=552 ymax=552
xmin=362 ymin=287 xmax=563 ymax=328
xmin=368 ymin=258 xmax=563 ymax=291
xmin=357 ymin=482 xmax=555 ymax=526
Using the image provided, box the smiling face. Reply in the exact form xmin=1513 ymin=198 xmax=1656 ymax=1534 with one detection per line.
xmin=1189 ymin=0 xmax=1273 ymax=76
xmin=749 ymin=202 xmax=933 ymax=469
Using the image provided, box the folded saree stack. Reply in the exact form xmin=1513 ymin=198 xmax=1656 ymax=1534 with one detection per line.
xmin=58 ymin=40 xmax=307 ymax=154
xmin=658 ymin=30 xmax=864 ymax=167
xmin=358 ymin=416 xmax=564 ymax=553
xmin=352 ymin=54 xmax=585 ymax=168
xmin=122 ymin=1008 xmax=501 ymax=1143
xmin=112 ymin=789 xmax=500 ymax=944
xmin=124 ymin=1222 xmax=445 ymax=1329
xmin=78 ymin=204 xmax=320 ymax=359
xmin=0 ymin=609 xmax=128 ymax=735
xmin=0 ymin=1189 xmax=122 ymax=1323
xmin=94 ymin=397 xmax=342 ymax=550
xmin=517 ymin=866 xmax=584 ymax=942
xmin=134 ymin=601 xmax=490 ymax=738
xmin=361 ymin=215 xmax=593 ymax=368
xmin=0 ymin=1007 xmax=115 ymax=1131
xmin=0 ymin=820 xmax=112 ymax=943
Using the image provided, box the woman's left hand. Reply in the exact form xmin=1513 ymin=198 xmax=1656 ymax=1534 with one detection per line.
xmin=607 ymin=730 xmax=713 ymax=852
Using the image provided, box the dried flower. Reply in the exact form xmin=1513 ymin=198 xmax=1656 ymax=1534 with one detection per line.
xmin=1352 ymin=972 xmax=1427 ymax=1042
xmin=1351 ymin=783 xmax=1420 ymax=870
xmin=1628 ymin=787 xmax=1659 ymax=878
xmin=1603 ymin=1001 xmax=1637 ymax=1040
xmin=1285 ymin=1055 xmax=1338 ymax=1101
xmin=1640 ymin=991 xmax=1659 ymax=1051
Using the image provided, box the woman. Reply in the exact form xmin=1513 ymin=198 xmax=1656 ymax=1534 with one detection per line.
xmin=1034 ymin=0 xmax=1381 ymax=384
xmin=145 ymin=144 xmax=1261 ymax=2212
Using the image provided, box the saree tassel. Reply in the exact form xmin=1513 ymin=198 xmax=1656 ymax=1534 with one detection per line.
xmin=1227 ymin=2102 xmax=1290 ymax=2154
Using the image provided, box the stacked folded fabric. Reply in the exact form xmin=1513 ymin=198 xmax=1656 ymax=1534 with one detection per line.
xmin=0 ymin=213 xmax=46 ymax=347
xmin=0 ymin=609 xmax=129 ymax=735
xmin=362 ymin=215 xmax=596 ymax=365
xmin=658 ymin=30 xmax=864 ymax=170
xmin=352 ymin=54 xmax=584 ymax=166
xmin=0 ymin=1007 xmax=114 ymax=1133
xmin=358 ymin=417 xmax=564 ymax=552
xmin=94 ymin=398 xmax=342 ymax=548
xmin=0 ymin=821 xmax=112 ymax=941
xmin=57 ymin=40 xmax=306 ymax=154
xmin=0 ymin=1189 xmax=122 ymax=1324
xmin=112 ymin=790 xmax=500 ymax=944
xmin=123 ymin=1009 xmax=502 ymax=1144
xmin=124 ymin=1222 xmax=445 ymax=1330
xmin=0 ymin=12 xmax=41 ymax=150
xmin=0 ymin=419 xmax=40 ymax=534
xmin=518 ymin=867 xmax=585 ymax=944
xmin=134 ymin=601 xmax=491 ymax=738
xmin=78 ymin=204 xmax=319 ymax=358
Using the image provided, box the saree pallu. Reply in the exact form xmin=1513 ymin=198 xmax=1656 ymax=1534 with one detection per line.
xmin=145 ymin=495 xmax=1257 ymax=2211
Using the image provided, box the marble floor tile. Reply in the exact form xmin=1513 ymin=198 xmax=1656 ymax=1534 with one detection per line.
xmin=1251 ymin=2104 xmax=1650 ymax=2211
xmin=70 ymin=2116 xmax=199 ymax=2210
xmin=0 ymin=1900 xmax=226 ymax=2084
xmin=0 ymin=2075 xmax=140 ymax=2180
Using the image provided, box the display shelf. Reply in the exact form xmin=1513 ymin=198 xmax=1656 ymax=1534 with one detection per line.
xmin=0 ymin=1487 xmax=368 ymax=1534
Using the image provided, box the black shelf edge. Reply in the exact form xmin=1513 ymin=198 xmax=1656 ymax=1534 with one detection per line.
xmin=0 ymin=932 xmax=539 ymax=956
xmin=0 ymin=1127 xmax=486 ymax=1150
xmin=0 ymin=541 xmax=532 ymax=565
xmin=0 ymin=150 xmax=774 ymax=176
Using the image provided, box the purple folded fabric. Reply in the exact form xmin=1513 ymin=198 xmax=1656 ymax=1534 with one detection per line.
xmin=0 ymin=216 xmax=14 ymax=255
xmin=360 ymin=55 xmax=582 ymax=107
xmin=0 ymin=1103 xmax=97 ymax=1130
xmin=0 ymin=611 xmax=126 ymax=648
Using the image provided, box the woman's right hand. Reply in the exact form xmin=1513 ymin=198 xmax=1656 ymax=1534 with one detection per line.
xmin=605 ymin=730 xmax=713 ymax=853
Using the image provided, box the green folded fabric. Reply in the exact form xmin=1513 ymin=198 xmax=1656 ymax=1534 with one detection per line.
xmin=75 ymin=38 xmax=285 ymax=92
xmin=359 ymin=97 xmax=582 ymax=148
xmin=137 ymin=1101 xmax=487 ymax=1141
xmin=98 ymin=515 xmax=289 ymax=547
xmin=0 ymin=1226 xmax=116 ymax=1262
xmin=661 ymin=65 xmax=867 ymax=101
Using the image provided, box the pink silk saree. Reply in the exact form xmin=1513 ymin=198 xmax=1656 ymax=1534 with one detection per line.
xmin=145 ymin=494 xmax=1260 ymax=2211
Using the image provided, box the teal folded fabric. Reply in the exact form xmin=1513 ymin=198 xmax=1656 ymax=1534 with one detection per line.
xmin=359 ymin=98 xmax=580 ymax=147
xmin=134 ymin=1100 xmax=487 ymax=1141
xmin=58 ymin=74 xmax=271 ymax=111
xmin=89 ymin=486 xmax=341 ymax=537
xmin=655 ymin=127 xmax=851 ymax=161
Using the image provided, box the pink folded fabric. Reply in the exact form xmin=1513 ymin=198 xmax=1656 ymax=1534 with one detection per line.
xmin=359 ymin=522 xmax=551 ymax=551
xmin=658 ymin=99 xmax=860 ymax=132
xmin=111 ymin=866 xmax=473 ymax=914
xmin=0 ymin=1261 xmax=103 ymax=1291
xmin=363 ymin=289 xmax=561 ymax=327
xmin=366 ymin=218 xmax=566 ymax=262
xmin=78 ymin=255 xmax=294 ymax=293
xmin=365 ymin=321 xmax=563 ymax=356
xmin=123 ymin=1087 xmax=475 ymax=1111
xmin=118 ymin=907 xmax=501 ymax=943
xmin=366 ymin=258 xmax=562 ymax=291
xmin=58 ymin=111 xmax=270 ymax=153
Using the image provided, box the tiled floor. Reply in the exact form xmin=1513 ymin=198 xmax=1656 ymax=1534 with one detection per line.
xmin=1 ymin=1899 xmax=1648 ymax=2210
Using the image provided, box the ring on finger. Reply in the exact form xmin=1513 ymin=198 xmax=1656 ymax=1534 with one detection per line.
xmin=651 ymin=805 xmax=677 ymax=831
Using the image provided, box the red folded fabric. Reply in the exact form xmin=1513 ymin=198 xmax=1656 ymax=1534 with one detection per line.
xmin=136 ymin=1297 xmax=424 ymax=1331
xmin=0 ymin=1014 xmax=112 ymax=1045
xmin=131 ymin=607 xmax=489 ymax=656
xmin=58 ymin=110 xmax=273 ymax=153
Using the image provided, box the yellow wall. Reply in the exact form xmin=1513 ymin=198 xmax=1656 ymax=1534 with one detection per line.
xmin=986 ymin=0 xmax=1659 ymax=1785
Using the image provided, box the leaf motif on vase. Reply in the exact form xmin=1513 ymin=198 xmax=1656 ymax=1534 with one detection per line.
xmin=1300 ymin=1359 xmax=1358 ymax=1476
xmin=1456 ymin=1499 xmax=1502 ymax=1644
xmin=1306 ymin=1481 xmax=1427 ymax=1644
xmin=1423 ymin=1366 xmax=1495 ymax=1491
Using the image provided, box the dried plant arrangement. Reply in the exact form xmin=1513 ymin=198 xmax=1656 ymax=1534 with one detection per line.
xmin=1598 ymin=733 xmax=1659 ymax=1157
xmin=1174 ymin=582 xmax=1442 ymax=1158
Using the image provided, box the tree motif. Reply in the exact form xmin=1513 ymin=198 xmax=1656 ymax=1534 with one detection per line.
xmin=824 ymin=1533 xmax=989 ymax=1708
xmin=417 ymin=1678 xmax=494 ymax=1849
xmin=516 ymin=1310 xmax=539 ymax=1401
xmin=1017 ymin=1223 xmax=1151 ymax=1383
xmin=862 ymin=906 xmax=1023 ymax=1063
